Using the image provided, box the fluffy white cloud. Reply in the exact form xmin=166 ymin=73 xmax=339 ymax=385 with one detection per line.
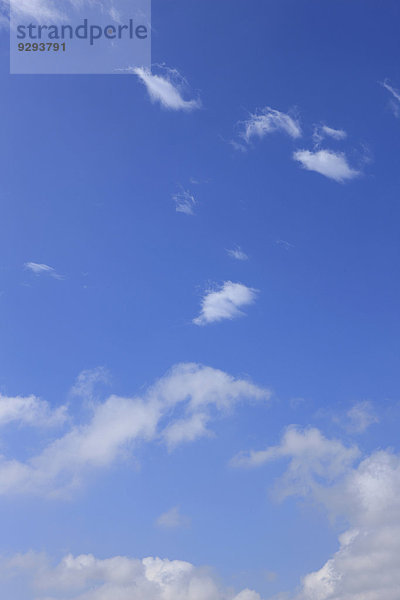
xmin=293 ymin=149 xmax=360 ymax=182
xmin=233 ymin=427 xmax=400 ymax=600
xmin=226 ymin=247 xmax=249 ymax=261
xmin=194 ymin=282 xmax=258 ymax=326
xmin=24 ymin=262 xmax=63 ymax=280
xmin=156 ymin=506 xmax=191 ymax=529
xmin=173 ymin=189 xmax=197 ymax=215
xmin=0 ymin=364 xmax=269 ymax=497
xmin=0 ymin=395 xmax=66 ymax=428
xmin=231 ymin=427 xmax=360 ymax=500
xmin=241 ymin=107 xmax=302 ymax=143
xmin=134 ymin=67 xmax=201 ymax=111
xmin=0 ymin=552 xmax=263 ymax=600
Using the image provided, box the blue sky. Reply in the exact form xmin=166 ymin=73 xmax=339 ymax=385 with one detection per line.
xmin=1 ymin=1 xmax=400 ymax=599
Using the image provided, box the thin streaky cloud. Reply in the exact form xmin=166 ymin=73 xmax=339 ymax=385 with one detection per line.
xmin=381 ymin=79 xmax=400 ymax=103
xmin=276 ymin=239 xmax=294 ymax=250
xmin=313 ymin=124 xmax=347 ymax=145
xmin=381 ymin=79 xmax=400 ymax=117
xmin=133 ymin=66 xmax=201 ymax=112
xmin=24 ymin=262 xmax=64 ymax=280
xmin=193 ymin=281 xmax=258 ymax=326
xmin=173 ymin=189 xmax=197 ymax=215
xmin=293 ymin=149 xmax=360 ymax=182
xmin=240 ymin=107 xmax=302 ymax=143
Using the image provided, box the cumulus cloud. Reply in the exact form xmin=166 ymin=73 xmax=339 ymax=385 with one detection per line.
xmin=194 ymin=282 xmax=258 ymax=326
xmin=293 ymin=149 xmax=360 ymax=182
xmin=233 ymin=426 xmax=400 ymax=600
xmin=313 ymin=124 xmax=347 ymax=145
xmin=226 ymin=247 xmax=249 ymax=261
xmin=381 ymin=79 xmax=400 ymax=117
xmin=0 ymin=364 xmax=269 ymax=497
xmin=173 ymin=189 xmax=197 ymax=215
xmin=241 ymin=107 xmax=302 ymax=143
xmin=156 ymin=506 xmax=191 ymax=529
xmin=0 ymin=394 xmax=66 ymax=428
xmin=24 ymin=262 xmax=63 ymax=280
xmin=0 ymin=552 xmax=262 ymax=600
xmin=231 ymin=427 xmax=360 ymax=498
xmin=133 ymin=66 xmax=201 ymax=111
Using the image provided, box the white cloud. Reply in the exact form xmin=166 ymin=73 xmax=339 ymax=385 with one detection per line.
xmin=24 ymin=262 xmax=63 ymax=280
xmin=227 ymin=247 xmax=249 ymax=261
xmin=1 ymin=0 xmax=63 ymax=21
xmin=233 ymin=427 xmax=400 ymax=600
xmin=231 ymin=427 xmax=360 ymax=497
xmin=194 ymin=282 xmax=258 ymax=326
xmin=70 ymin=367 xmax=110 ymax=403
xmin=173 ymin=189 xmax=197 ymax=215
xmin=0 ymin=364 xmax=269 ymax=497
xmin=241 ymin=107 xmax=302 ymax=143
xmin=0 ymin=552 xmax=263 ymax=600
xmin=276 ymin=239 xmax=294 ymax=251
xmin=0 ymin=395 xmax=66 ymax=428
xmin=345 ymin=401 xmax=379 ymax=434
xmin=313 ymin=125 xmax=347 ymax=145
xmin=293 ymin=149 xmax=360 ymax=182
xmin=133 ymin=67 xmax=201 ymax=111
xmin=381 ymin=79 xmax=400 ymax=117
xmin=156 ymin=506 xmax=191 ymax=529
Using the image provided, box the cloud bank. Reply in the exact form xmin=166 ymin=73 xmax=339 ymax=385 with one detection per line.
xmin=0 ymin=364 xmax=269 ymax=497
xmin=233 ymin=426 xmax=400 ymax=600
xmin=0 ymin=552 xmax=262 ymax=600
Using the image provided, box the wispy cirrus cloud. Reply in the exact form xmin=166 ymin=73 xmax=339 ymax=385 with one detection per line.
xmin=193 ymin=282 xmax=258 ymax=326
xmin=226 ymin=246 xmax=249 ymax=261
xmin=24 ymin=262 xmax=64 ymax=280
xmin=0 ymin=363 xmax=269 ymax=497
xmin=240 ymin=107 xmax=302 ymax=143
xmin=313 ymin=124 xmax=347 ymax=145
xmin=293 ymin=149 xmax=360 ymax=182
xmin=0 ymin=552 xmax=263 ymax=600
xmin=381 ymin=79 xmax=400 ymax=118
xmin=1 ymin=0 xmax=63 ymax=21
xmin=173 ymin=188 xmax=197 ymax=215
xmin=133 ymin=66 xmax=201 ymax=111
